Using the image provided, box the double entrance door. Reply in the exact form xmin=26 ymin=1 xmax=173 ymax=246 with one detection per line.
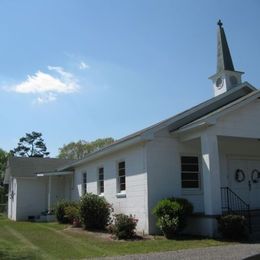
xmin=228 ymin=158 xmax=260 ymax=209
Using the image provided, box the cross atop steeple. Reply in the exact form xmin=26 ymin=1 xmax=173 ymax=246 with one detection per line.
xmin=216 ymin=20 xmax=234 ymax=73
xmin=217 ymin=19 xmax=223 ymax=28
xmin=209 ymin=20 xmax=244 ymax=97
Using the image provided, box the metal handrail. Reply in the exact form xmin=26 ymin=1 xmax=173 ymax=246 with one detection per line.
xmin=221 ymin=187 xmax=251 ymax=232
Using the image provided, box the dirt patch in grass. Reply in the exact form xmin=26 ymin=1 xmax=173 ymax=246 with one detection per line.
xmin=64 ymin=225 xmax=154 ymax=241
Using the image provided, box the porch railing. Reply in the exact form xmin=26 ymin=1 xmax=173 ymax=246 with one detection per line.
xmin=221 ymin=187 xmax=251 ymax=232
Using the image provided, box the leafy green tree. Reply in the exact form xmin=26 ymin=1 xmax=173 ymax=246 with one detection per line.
xmin=0 ymin=148 xmax=8 ymax=205
xmin=58 ymin=138 xmax=114 ymax=160
xmin=0 ymin=149 xmax=7 ymax=179
xmin=10 ymin=131 xmax=49 ymax=157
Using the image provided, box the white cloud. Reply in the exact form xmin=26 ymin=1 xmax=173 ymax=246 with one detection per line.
xmin=6 ymin=66 xmax=79 ymax=104
xmin=79 ymin=61 xmax=90 ymax=70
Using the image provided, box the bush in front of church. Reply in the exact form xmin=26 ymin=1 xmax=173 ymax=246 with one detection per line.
xmin=218 ymin=214 xmax=248 ymax=240
xmin=55 ymin=200 xmax=79 ymax=224
xmin=108 ymin=213 xmax=138 ymax=239
xmin=152 ymin=197 xmax=193 ymax=239
xmin=79 ymin=193 xmax=112 ymax=230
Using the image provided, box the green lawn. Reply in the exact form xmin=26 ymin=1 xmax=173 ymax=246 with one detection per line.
xmin=0 ymin=214 xmax=230 ymax=259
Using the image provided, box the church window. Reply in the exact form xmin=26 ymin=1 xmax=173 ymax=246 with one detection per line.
xmin=181 ymin=156 xmax=200 ymax=188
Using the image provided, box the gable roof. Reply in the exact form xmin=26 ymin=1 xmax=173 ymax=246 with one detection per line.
xmin=176 ymin=88 xmax=260 ymax=134
xmin=4 ymin=157 xmax=75 ymax=183
xmin=59 ymin=83 xmax=256 ymax=171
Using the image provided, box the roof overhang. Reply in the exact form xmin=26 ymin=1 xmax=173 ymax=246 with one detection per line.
xmin=209 ymin=69 xmax=244 ymax=80
xmin=173 ymin=87 xmax=260 ymax=137
xmin=169 ymin=83 xmax=256 ymax=133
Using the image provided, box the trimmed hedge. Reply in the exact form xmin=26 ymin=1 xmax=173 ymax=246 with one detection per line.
xmin=79 ymin=193 xmax=112 ymax=230
xmin=55 ymin=200 xmax=79 ymax=224
xmin=153 ymin=197 xmax=193 ymax=238
xmin=109 ymin=214 xmax=138 ymax=239
xmin=218 ymin=214 xmax=248 ymax=240
xmin=64 ymin=205 xmax=80 ymax=224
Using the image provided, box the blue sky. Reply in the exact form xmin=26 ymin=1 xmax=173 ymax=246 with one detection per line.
xmin=0 ymin=0 xmax=259 ymax=156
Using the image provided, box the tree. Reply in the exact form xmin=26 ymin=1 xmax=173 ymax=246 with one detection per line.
xmin=0 ymin=148 xmax=8 ymax=205
xmin=10 ymin=131 xmax=50 ymax=157
xmin=0 ymin=148 xmax=7 ymax=179
xmin=58 ymin=138 xmax=114 ymax=160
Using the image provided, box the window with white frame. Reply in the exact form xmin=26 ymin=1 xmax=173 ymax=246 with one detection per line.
xmin=181 ymin=156 xmax=200 ymax=188
xmin=118 ymin=161 xmax=126 ymax=192
xmin=82 ymin=172 xmax=87 ymax=195
xmin=98 ymin=167 xmax=104 ymax=194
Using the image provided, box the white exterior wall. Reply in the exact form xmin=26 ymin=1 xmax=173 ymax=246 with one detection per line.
xmin=214 ymin=99 xmax=260 ymax=139
xmin=49 ymin=176 xmax=71 ymax=207
xmin=8 ymin=175 xmax=72 ymax=221
xmin=16 ymin=177 xmax=47 ymax=220
xmin=72 ymin=144 xmax=149 ymax=234
xmin=218 ymin=138 xmax=260 ymax=188
xmin=146 ymin=129 xmax=203 ymax=234
xmin=8 ymin=177 xmax=17 ymax=220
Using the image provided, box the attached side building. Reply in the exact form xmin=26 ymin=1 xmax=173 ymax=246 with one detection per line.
xmin=4 ymin=157 xmax=74 ymax=221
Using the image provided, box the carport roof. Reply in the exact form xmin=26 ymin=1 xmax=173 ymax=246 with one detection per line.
xmin=4 ymin=157 xmax=76 ymax=183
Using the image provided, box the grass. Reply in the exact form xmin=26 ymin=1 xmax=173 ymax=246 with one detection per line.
xmin=0 ymin=214 xmax=231 ymax=259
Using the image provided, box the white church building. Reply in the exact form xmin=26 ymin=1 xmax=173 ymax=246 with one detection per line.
xmin=4 ymin=21 xmax=260 ymax=237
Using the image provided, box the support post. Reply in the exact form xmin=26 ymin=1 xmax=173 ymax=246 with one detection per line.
xmin=48 ymin=176 xmax=52 ymax=212
xmin=201 ymin=133 xmax=222 ymax=236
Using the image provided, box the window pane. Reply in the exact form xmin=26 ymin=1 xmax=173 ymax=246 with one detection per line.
xmin=182 ymin=180 xmax=199 ymax=188
xmin=120 ymin=183 xmax=126 ymax=191
xmin=118 ymin=161 xmax=125 ymax=169
xmin=182 ymin=172 xmax=199 ymax=181
xmin=181 ymin=156 xmax=199 ymax=189
xmin=100 ymin=181 xmax=104 ymax=193
xmin=119 ymin=176 xmax=125 ymax=182
xmin=181 ymin=156 xmax=198 ymax=164
xmin=119 ymin=169 xmax=125 ymax=176
xmin=181 ymin=164 xmax=199 ymax=172
xmin=118 ymin=161 xmax=126 ymax=192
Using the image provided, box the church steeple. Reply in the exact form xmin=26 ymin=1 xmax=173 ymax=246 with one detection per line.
xmin=216 ymin=19 xmax=234 ymax=72
xmin=209 ymin=20 xmax=244 ymax=97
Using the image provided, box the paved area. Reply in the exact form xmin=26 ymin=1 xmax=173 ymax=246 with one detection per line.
xmin=95 ymin=243 xmax=260 ymax=260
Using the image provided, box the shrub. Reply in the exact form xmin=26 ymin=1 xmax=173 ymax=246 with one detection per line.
xmin=218 ymin=214 xmax=248 ymax=240
xmin=157 ymin=215 xmax=179 ymax=239
xmin=55 ymin=200 xmax=79 ymax=224
xmin=152 ymin=197 xmax=193 ymax=238
xmin=79 ymin=193 xmax=112 ymax=230
xmin=109 ymin=214 xmax=138 ymax=239
xmin=64 ymin=205 xmax=80 ymax=224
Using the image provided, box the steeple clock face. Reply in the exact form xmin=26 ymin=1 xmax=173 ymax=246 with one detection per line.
xmin=216 ymin=77 xmax=224 ymax=89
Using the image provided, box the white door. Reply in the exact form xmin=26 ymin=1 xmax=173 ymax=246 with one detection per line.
xmin=247 ymin=160 xmax=260 ymax=209
xmin=228 ymin=158 xmax=260 ymax=209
